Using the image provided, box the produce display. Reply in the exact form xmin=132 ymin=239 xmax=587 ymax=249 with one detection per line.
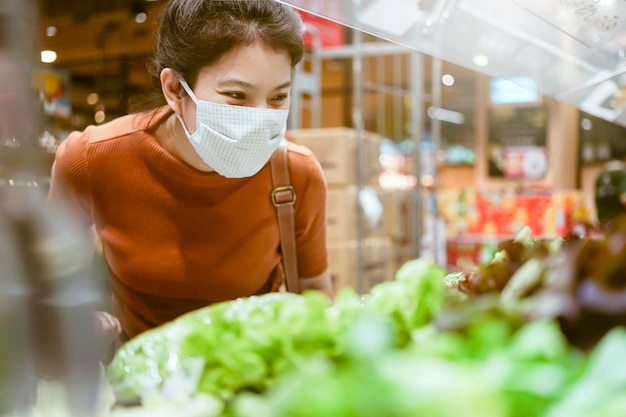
xmin=444 ymin=221 xmax=626 ymax=350
xmin=12 ymin=225 xmax=625 ymax=417
xmin=99 ymin=223 xmax=626 ymax=417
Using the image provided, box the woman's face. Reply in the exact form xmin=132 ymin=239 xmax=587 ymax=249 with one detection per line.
xmin=180 ymin=41 xmax=293 ymax=134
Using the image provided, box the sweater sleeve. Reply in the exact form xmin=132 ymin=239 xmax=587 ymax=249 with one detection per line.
xmin=48 ymin=130 xmax=94 ymax=227
xmin=290 ymin=145 xmax=329 ymax=278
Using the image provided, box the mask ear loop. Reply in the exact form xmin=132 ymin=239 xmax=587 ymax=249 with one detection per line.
xmin=176 ymin=78 xmax=198 ymax=136
xmin=178 ymin=79 xmax=199 ymax=104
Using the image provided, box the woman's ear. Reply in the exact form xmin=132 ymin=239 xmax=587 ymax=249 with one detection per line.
xmin=161 ymin=68 xmax=184 ymax=114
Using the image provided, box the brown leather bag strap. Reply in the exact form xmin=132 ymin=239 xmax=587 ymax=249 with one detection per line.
xmin=270 ymin=141 xmax=299 ymax=293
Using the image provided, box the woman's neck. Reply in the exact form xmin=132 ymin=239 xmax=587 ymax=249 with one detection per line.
xmin=154 ymin=111 xmax=215 ymax=173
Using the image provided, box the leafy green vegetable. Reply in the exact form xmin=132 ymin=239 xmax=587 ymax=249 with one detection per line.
xmin=105 ymin=252 xmax=626 ymax=417
xmin=230 ymin=333 xmax=507 ymax=417
xmin=106 ymin=314 xmax=207 ymax=403
xmin=545 ymin=327 xmax=626 ymax=417
xmin=106 ymin=258 xmax=447 ymax=404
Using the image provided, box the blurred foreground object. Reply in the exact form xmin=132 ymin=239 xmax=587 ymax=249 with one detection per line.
xmin=1 ymin=0 xmax=104 ymax=415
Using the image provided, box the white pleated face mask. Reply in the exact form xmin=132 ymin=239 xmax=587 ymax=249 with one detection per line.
xmin=176 ymin=79 xmax=289 ymax=178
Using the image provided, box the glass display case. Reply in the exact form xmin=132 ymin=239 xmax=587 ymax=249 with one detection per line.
xmin=278 ymin=0 xmax=626 ymax=128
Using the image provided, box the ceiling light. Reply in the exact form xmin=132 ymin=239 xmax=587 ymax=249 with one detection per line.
xmin=95 ymin=110 xmax=106 ymax=124
xmin=40 ymin=50 xmax=57 ymax=64
xmin=472 ymin=54 xmax=489 ymax=67
xmin=442 ymin=74 xmax=455 ymax=86
xmin=427 ymin=106 xmax=465 ymax=124
xmin=46 ymin=26 xmax=57 ymax=37
xmin=135 ymin=12 xmax=147 ymax=23
xmin=87 ymin=93 xmax=99 ymax=105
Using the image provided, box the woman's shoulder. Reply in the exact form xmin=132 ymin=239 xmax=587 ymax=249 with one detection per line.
xmin=55 ymin=107 xmax=171 ymax=171
xmin=286 ymin=141 xmax=326 ymax=188
xmin=286 ymin=140 xmax=314 ymax=156
xmin=75 ymin=107 xmax=171 ymax=146
xmin=286 ymin=141 xmax=321 ymax=170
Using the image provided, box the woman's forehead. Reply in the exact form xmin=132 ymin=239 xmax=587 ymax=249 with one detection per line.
xmin=195 ymin=42 xmax=292 ymax=88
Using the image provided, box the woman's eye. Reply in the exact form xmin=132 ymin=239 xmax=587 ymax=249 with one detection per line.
xmin=272 ymin=94 xmax=288 ymax=102
xmin=224 ymin=92 xmax=246 ymax=100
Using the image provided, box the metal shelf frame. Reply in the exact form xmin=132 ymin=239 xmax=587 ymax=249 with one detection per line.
xmin=290 ymin=28 xmax=445 ymax=291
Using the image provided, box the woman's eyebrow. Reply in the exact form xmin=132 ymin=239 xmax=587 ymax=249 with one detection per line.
xmin=215 ymin=79 xmax=292 ymax=91
xmin=273 ymin=81 xmax=292 ymax=91
xmin=216 ymin=79 xmax=255 ymax=90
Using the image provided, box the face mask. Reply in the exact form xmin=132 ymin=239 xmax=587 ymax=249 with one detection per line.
xmin=176 ymin=79 xmax=289 ymax=178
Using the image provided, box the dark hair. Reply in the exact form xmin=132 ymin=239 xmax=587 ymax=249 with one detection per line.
xmin=130 ymin=0 xmax=304 ymax=112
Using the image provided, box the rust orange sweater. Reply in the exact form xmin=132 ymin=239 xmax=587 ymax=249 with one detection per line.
xmin=49 ymin=107 xmax=328 ymax=338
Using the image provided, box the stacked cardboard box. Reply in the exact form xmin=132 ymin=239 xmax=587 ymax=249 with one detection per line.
xmin=286 ymin=127 xmax=382 ymax=185
xmin=380 ymin=188 xmax=415 ymax=240
xmin=326 ymin=185 xmax=391 ymax=239
xmin=287 ymin=127 xmax=404 ymax=292
xmin=326 ymin=237 xmax=396 ymax=291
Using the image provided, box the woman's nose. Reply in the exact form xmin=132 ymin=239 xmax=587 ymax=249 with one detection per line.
xmin=252 ymin=101 xmax=271 ymax=109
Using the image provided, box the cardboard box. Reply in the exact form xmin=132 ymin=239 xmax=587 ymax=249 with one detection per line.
xmin=327 ymin=237 xmax=395 ymax=292
xmin=327 ymin=185 xmax=386 ymax=240
xmin=286 ymin=127 xmax=382 ymax=185
xmin=381 ymin=189 xmax=414 ymax=240
xmin=299 ymin=94 xmax=346 ymax=128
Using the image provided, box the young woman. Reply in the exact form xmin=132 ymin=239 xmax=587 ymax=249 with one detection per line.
xmin=48 ymin=0 xmax=333 ymax=343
